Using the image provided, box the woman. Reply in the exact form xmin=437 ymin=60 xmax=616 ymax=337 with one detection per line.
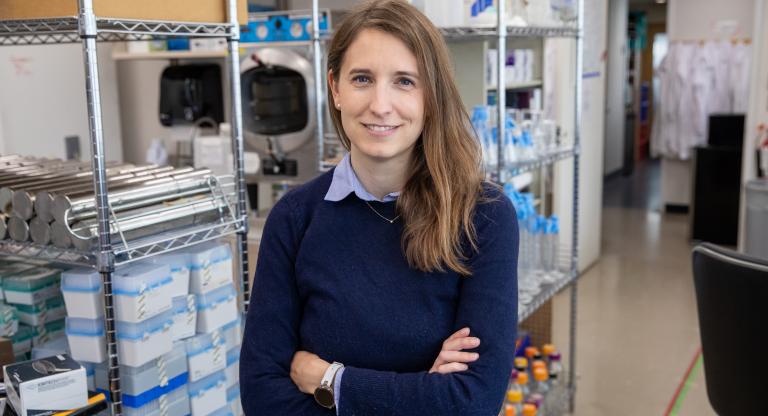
xmin=240 ymin=1 xmax=519 ymax=414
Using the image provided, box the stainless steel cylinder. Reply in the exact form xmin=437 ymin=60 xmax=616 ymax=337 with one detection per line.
xmin=29 ymin=217 xmax=51 ymax=245
xmin=7 ymin=216 xmax=29 ymax=242
xmin=0 ymin=161 xmax=131 ymax=188
xmin=0 ymin=214 xmax=6 ymax=240
xmin=50 ymin=220 xmax=72 ymax=248
xmin=68 ymin=194 xmax=230 ymax=251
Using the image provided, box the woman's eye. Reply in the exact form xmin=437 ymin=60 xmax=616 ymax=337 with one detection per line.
xmin=398 ymin=78 xmax=415 ymax=87
xmin=352 ymin=75 xmax=371 ymax=84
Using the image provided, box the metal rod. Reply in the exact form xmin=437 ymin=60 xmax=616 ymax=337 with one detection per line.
xmin=497 ymin=0 xmax=506 ymax=181
xmin=7 ymin=216 xmax=30 ymax=242
xmin=0 ymin=214 xmax=6 ymax=240
xmin=312 ymin=0 xmax=325 ymax=175
xmin=51 ymin=169 xmax=212 ymax=224
xmin=30 ymin=216 xmax=51 ymax=245
xmin=78 ymin=0 xmax=121 ymax=413
xmin=569 ymin=0 xmax=584 ymax=412
xmin=227 ymin=0 xmax=250 ymax=312
xmin=0 ymin=162 xmax=132 ymax=188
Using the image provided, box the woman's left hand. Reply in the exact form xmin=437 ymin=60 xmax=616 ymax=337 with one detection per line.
xmin=290 ymin=351 xmax=331 ymax=394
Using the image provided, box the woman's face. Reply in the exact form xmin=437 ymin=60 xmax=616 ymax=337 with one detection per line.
xmin=330 ymin=29 xmax=425 ymax=164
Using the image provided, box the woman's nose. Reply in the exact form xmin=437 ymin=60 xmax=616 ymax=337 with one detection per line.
xmin=368 ymin=84 xmax=393 ymax=117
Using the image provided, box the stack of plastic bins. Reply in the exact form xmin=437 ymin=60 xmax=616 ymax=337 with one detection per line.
xmin=121 ymin=343 xmax=191 ymax=415
xmin=113 ymin=263 xmax=174 ymax=367
xmin=32 ymin=317 xmax=65 ymax=345
xmin=11 ymin=324 xmax=34 ymax=361
xmin=4 ymin=267 xmax=63 ymax=359
xmin=123 ymin=384 xmax=190 ymax=416
xmin=188 ymin=371 xmax=228 ymax=416
xmin=62 ymin=268 xmax=106 ymax=368
xmin=196 ymin=285 xmax=238 ymax=334
xmin=188 ymin=243 xmax=233 ymax=296
xmin=185 ymin=332 xmax=226 ymax=384
xmin=31 ymin=335 xmax=69 ymax=359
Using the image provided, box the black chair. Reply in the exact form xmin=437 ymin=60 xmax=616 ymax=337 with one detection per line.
xmin=692 ymin=243 xmax=768 ymax=415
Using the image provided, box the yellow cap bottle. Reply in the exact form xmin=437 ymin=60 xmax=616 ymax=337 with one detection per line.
xmin=532 ymin=360 xmax=546 ymax=371
xmin=533 ymin=367 xmax=549 ymax=382
xmin=522 ymin=403 xmax=537 ymax=416
xmin=542 ymin=344 xmax=556 ymax=357
xmin=524 ymin=347 xmax=539 ymax=360
xmin=506 ymin=389 xmax=523 ymax=404
xmin=514 ymin=357 xmax=528 ymax=370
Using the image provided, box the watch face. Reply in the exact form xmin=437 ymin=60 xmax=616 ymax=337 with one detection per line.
xmin=314 ymin=387 xmax=334 ymax=408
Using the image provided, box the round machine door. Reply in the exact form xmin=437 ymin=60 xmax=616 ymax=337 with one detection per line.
xmin=240 ymin=48 xmax=316 ymax=154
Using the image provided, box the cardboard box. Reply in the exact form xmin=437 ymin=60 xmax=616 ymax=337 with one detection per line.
xmin=0 ymin=338 xmax=14 ymax=380
xmin=0 ymin=0 xmax=248 ymax=25
xmin=4 ymin=354 xmax=87 ymax=416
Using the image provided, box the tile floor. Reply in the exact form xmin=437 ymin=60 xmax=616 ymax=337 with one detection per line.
xmin=551 ymin=161 xmax=716 ymax=415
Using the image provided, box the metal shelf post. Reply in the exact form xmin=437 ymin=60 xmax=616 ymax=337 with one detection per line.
xmin=77 ymin=0 xmax=121 ymax=413
xmin=568 ymin=0 xmax=585 ymax=412
xmin=496 ymin=0 xmax=506 ymax=181
xmin=226 ymin=0 xmax=250 ymax=312
xmin=312 ymin=0 xmax=326 ymax=173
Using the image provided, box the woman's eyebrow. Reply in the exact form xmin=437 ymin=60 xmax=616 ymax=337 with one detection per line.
xmin=348 ymin=68 xmax=420 ymax=79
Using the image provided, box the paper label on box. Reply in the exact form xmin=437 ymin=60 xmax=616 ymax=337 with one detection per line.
xmin=188 ymin=343 xmax=226 ymax=382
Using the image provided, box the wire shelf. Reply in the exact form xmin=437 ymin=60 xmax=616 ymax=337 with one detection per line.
xmin=0 ymin=17 xmax=234 ymax=46
xmin=0 ymin=217 xmax=244 ymax=268
xmin=494 ymin=147 xmax=578 ymax=183
xmin=519 ymin=268 xmax=577 ymax=322
xmin=440 ymin=25 xmax=579 ymax=41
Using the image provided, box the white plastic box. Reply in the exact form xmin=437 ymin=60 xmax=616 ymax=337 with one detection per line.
xmin=32 ymin=319 xmax=65 ymax=346
xmin=116 ymin=310 xmax=174 ymax=368
xmin=12 ymin=325 xmax=34 ymax=356
xmin=113 ymin=263 xmax=173 ymax=323
xmin=185 ymin=331 xmax=226 ymax=383
xmin=0 ymin=262 xmax=37 ymax=302
xmin=227 ymin=385 xmax=243 ymax=416
xmin=16 ymin=296 xmax=66 ymax=326
xmin=0 ymin=303 xmax=19 ymax=337
xmin=31 ymin=336 xmax=69 ymax=360
xmin=151 ymin=252 xmax=191 ymax=298
xmin=188 ymin=371 xmax=227 ymax=416
xmin=65 ymin=317 xmax=106 ymax=364
xmin=124 ymin=383 xmax=190 ymax=416
xmin=196 ymin=284 xmax=238 ymax=333
xmin=171 ymin=295 xmax=197 ymax=341
xmin=122 ymin=345 xmax=188 ymax=408
xmin=224 ymin=347 xmax=239 ymax=389
xmin=3 ymin=267 xmax=61 ymax=305
xmin=189 ymin=243 xmax=233 ymax=295
xmin=61 ymin=268 xmax=104 ymax=319
xmin=222 ymin=316 xmax=242 ymax=350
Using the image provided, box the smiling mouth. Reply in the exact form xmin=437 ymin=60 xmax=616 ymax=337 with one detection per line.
xmin=363 ymin=123 xmax=400 ymax=132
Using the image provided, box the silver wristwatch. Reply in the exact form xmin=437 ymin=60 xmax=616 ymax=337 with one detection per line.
xmin=314 ymin=362 xmax=344 ymax=409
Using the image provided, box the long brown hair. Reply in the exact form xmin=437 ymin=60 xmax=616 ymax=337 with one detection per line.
xmin=327 ymin=0 xmax=485 ymax=275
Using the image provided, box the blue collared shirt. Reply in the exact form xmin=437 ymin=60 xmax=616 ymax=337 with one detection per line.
xmin=324 ymin=154 xmax=400 ymax=203
xmin=324 ymin=153 xmax=399 ymax=413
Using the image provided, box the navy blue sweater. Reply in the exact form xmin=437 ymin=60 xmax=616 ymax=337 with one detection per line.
xmin=240 ymin=170 xmax=519 ymax=415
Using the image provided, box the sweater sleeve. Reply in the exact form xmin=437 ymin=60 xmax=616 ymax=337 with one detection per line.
xmin=240 ymin=195 xmax=332 ymax=415
xmin=337 ymin=195 xmax=519 ymax=416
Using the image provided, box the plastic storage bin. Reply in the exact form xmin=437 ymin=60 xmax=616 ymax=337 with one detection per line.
xmin=745 ymin=179 xmax=768 ymax=259
xmin=116 ymin=310 xmax=174 ymax=367
xmin=222 ymin=316 xmax=242 ymax=350
xmin=122 ymin=345 xmax=189 ymax=408
xmin=62 ymin=268 xmax=104 ymax=319
xmin=196 ymin=284 xmax=238 ymax=333
xmin=32 ymin=318 xmax=65 ymax=346
xmin=113 ymin=263 xmax=173 ymax=323
xmin=124 ymin=383 xmax=190 ymax=416
xmin=16 ymin=296 xmax=66 ymax=326
xmin=171 ymin=295 xmax=197 ymax=341
xmin=188 ymin=371 xmax=227 ymax=416
xmin=225 ymin=347 xmax=239 ymax=389
xmin=32 ymin=335 xmax=69 ymax=359
xmin=185 ymin=331 xmax=226 ymax=382
xmin=66 ymin=317 xmax=106 ymax=363
xmin=0 ymin=262 xmax=37 ymax=301
xmin=4 ymin=267 xmax=61 ymax=305
xmin=152 ymin=252 xmax=191 ymax=298
xmin=227 ymin=385 xmax=243 ymax=416
xmin=0 ymin=303 xmax=19 ymax=337
xmin=11 ymin=324 xmax=34 ymax=355
xmin=210 ymin=406 xmax=234 ymax=416
xmin=189 ymin=243 xmax=233 ymax=295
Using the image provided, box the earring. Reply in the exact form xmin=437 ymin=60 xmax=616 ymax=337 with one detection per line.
xmin=336 ymin=103 xmax=341 ymax=109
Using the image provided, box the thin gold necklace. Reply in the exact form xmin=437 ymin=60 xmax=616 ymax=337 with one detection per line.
xmin=364 ymin=201 xmax=401 ymax=224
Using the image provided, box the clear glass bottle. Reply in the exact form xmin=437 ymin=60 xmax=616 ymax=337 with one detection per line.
xmin=532 ymin=367 xmax=550 ymax=396
xmin=548 ymin=352 xmax=563 ymax=386
xmin=516 ymin=371 xmax=531 ymax=397
xmin=506 ymin=389 xmax=524 ymax=415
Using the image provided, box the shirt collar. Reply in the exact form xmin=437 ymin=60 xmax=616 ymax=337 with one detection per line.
xmin=324 ymin=153 xmax=400 ymax=202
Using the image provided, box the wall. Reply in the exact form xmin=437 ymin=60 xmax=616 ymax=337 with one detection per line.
xmin=0 ymin=43 xmax=123 ymax=161
xmin=662 ymin=0 xmax=756 ymax=207
xmin=553 ymin=0 xmax=609 ymax=271
xmin=603 ymin=0 xmax=628 ymax=176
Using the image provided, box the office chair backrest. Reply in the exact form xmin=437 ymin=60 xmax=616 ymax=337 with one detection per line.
xmin=692 ymin=243 xmax=768 ymax=416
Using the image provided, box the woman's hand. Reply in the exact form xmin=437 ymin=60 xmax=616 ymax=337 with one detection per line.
xmin=291 ymin=351 xmax=331 ymax=394
xmin=429 ymin=327 xmax=481 ymax=374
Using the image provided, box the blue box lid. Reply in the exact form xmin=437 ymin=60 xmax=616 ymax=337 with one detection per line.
xmin=225 ymin=347 xmax=240 ymax=367
xmin=66 ymin=317 xmax=105 ymax=337
xmin=116 ymin=310 xmax=173 ymax=341
xmin=226 ymin=384 xmax=240 ymax=402
xmin=113 ymin=263 xmax=172 ymax=297
xmin=61 ymin=268 xmax=102 ymax=293
xmin=185 ymin=331 xmax=225 ymax=357
xmin=172 ymin=295 xmax=196 ymax=315
xmin=196 ymin=284 xmax=236 ymax=311
xmin=188 ymin=242 xmax=232 ymax=271
xmin=188 ymin=370 xmax=226 ymax=397
xmin=151 ymin=252 xmax=191 ymax=274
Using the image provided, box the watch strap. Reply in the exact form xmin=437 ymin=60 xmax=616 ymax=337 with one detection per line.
xmin=321 ymin=362 xmax=344 ymax=388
